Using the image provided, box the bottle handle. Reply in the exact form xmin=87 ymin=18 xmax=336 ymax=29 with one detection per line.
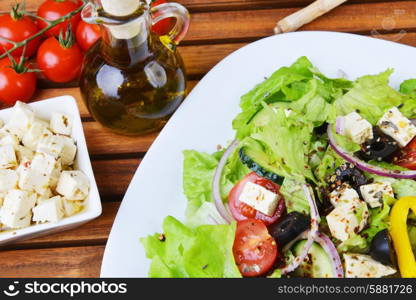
xmin=150 ymin=3 xmax=190 ymax=50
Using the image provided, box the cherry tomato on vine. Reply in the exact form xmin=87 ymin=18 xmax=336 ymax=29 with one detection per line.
xmin=228 ymin=172 xmax=286 ymax=225
xmin=233 ymin=219 xmax=278 ymax=277
xmin=37 ymin=28 xmax=83 ymax=83
xmin=36 ymin=0 xmax=81 ymax=37
xmin=0 ymin=4 xmax=41 ymax=57
xmin=0 ymin=57 xmax=37 ymax=106
xmin=151 ymin=0 xmax=175 ymax=36
xmin=76 ymin=20 xmax=101 ymax=52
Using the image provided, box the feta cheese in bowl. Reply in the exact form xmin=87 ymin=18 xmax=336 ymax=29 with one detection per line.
xmin=0 ymin=97 xmax=101 ymax=245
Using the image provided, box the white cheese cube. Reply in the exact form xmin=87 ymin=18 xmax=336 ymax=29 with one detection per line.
xmin=0 ymin=145 xmax=17 ymax=169
xmin=326 ymin=201 xmax=369 ymax=241
xmin=378 ymin=107 xmax=416 ymax=147
xmin=49 ymin=159 xmax=62 ymax=190
xmin=15 ymin=145 xmax=34 ymax=164
xmin=57 ymin=136 xmax=77 ymax=166
xmin=36 ymin=135 xmax=65 ymax=159
xmin=0 ymin=192 xmax=5 ymax=207
xmin=344 ymin=254 xmax=396 ymax=278
xmin=341 ymin=112 xmax=373 ymax=144
xmin=238 ymin=181 xmax=279 ymax=216
xmin=0 ymin=118 xmax=3 ymax=129
xmin=4 ymin=101 xmax=35 ymax=139
xmin=50 ymin=113 xmax=72 ymax=136
xmin=0 ymin=131 xmax=19 ymax=149
xmin=360 ymin=182 xmax=394 ymax=208
xmin=36 ymin=189 xmax=53 ymax=204
xmin=22 ymin=121 xmax=52 ymax=151
xmin=329 ymin=184 xmax=361 ymax=207
xmin=57 ymin=171 xmax=90 ymax=200
xmin=0 ymin=189 xmax=36 ymax=228
xmin=32 ymin=196 xmax=64 ymax=223
xmin=0 ymin=169 xmax=18 ymax=192
xmin=62 ymin=199 xmax=83 ymax=217
xmin=18 ymin=153 xmax=56 ymax=195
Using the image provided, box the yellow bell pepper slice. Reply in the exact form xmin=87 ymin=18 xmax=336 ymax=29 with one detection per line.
xmin=390 ymin=196 xmax=416 ymax=278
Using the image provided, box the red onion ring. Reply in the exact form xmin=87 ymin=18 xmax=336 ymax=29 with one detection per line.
xmin=314 ymin=232 xmax=344 ymax=278
xmin=280 ymin=184 xmax=319 ymax=275
xmin=327 ymin=124 xmax=416 ymax=179
xmin=212 ymin=139 xmax=239 ymax=223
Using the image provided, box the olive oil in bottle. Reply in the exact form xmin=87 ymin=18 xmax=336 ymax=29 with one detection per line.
xmin=79 ymin=0 xmax=190 ymax=135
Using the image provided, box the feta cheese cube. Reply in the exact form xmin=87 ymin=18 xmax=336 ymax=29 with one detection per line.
xmin=238 ymin=181 xmax=279 ymax=216
xmin=56 ymin=171 xmax=90 ymax=200
xmin=344 ymin=254 xmax=396 ymax=278
xmin=32 ymin=196 xmax=64 ymax=223
xmin=57 ymin=136 xmax=77 ymax=166
xmin=378 ymin=107 xmax=416 ymax=147
xmin=0 ymin=131 xmax=19 ymax=149
xmin=50 ymin=113 xmax=72 ymax=136
xmin=22 ymin=121 xmax=52 ymax=151
xmin=341 ymin=112 xmax=373 ymax=144
xmin=0 ymin=169 xmax=18 ymax=192
xmin=329 ymin=184 xmax=361 ymax=207
xmin=0 ymin=145 xmax=17 ymax=169
xmin=3 ymin=101 xmax=35 ymax=139
xmin=36 ymin=189 xmax=53 ymax=204
xmin=360 ymin=182 xmax=394 ymax=208
xmin=15 ymin=145 xmax=34 ymax=164
xmin=0 ymin=118 xmax=3 ymax=129
xmin=18 ymin=152 xmax=56 ymax=195
xmin=49 ymin=159 xmax=62 ymax=190
xmin=326 ymin=201 xmax=369 ymax=241
xmin=36 ymin=135 xmax=65 ymax=159
xmin=0 ymin=189 xmax=36 ymax=228
xmin=62 ymin=199 xmax=83 ymax=217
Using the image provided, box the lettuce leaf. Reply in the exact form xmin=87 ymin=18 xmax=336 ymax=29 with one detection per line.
xmin=140 ymin=216 xmax=241 ymax=278
xmin=250 ymin=106 xmax=315 ymax=182
xmin=183 ymin=150 xmax=222 ymax=220
xmin=279 ymin=178 xmax=310 ymax=215
xmin=334 ymin=69 xmax=405 ymax=124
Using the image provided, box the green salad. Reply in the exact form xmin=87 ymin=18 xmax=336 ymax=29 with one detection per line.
xmin=141 ymin=57 xmax=416 ymax=278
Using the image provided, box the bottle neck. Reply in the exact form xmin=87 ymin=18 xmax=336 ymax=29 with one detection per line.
xmin=100 ymin=13 xmax=153 ymax=67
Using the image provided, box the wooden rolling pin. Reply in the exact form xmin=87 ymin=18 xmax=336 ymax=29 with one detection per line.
xmin=274 ymin=0 xmax=348 ymax=34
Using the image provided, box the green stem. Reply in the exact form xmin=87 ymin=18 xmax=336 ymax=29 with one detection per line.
xmin=0 ymin=0 xmax=87 ymax=59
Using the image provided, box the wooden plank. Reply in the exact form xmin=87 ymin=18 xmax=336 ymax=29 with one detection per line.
xmin=0 ymin=0 xmax=402 ymax=13
xmin=0 ymin=245 xmax=104 ymax=277
xmin=92 ymin=159 xmax=141 ymax=198
xmin=186 ymin=2 xmax=416 ymax=43
xmin=9 ymin=202 xmax=120 ymax=250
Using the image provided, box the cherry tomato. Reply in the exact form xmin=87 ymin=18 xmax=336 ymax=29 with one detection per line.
xmin=76 ymin=21 xmax=101 ymax=52
xmin=395 ymin=138 xmax=416 ymax=170
xmin=37 ymin=36 xmax=83 ymax=83
xmin=0 ymin=10 xmax=41 ymax=57
xmin=0 ymin=57 xmax=36 ymax=106
xmin=233 ymin=219 xmax=278 ymax=277
xmin=37 ymin=0 xmax=81 ymax=37
xmin=228 ymin=172 xmax=286 ymax=225
xmin=151 ymin=0 xmax=175 ymax=36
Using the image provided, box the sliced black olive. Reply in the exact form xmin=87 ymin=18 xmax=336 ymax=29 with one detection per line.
xmin=327 ymin=163 xmax=369 ymax=192
xmin=268 ymin=212 xmax=310 ymax=247
xmin=356 ymin=128 xmax=399 ymax=162
xmin=370 ymin=229 xmax=395 ymax=266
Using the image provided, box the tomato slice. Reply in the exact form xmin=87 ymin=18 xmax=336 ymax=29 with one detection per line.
xmin=228 ymin=172 xmax=286 ymax=225
xmin=395 ymin=138 xmax=416 ymax=170
xmin=233 ymin=219 xmax=278 ymax=277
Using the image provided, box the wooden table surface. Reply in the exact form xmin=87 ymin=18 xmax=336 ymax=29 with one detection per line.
xmin=0 ymin=0 xmax=415 ymax=277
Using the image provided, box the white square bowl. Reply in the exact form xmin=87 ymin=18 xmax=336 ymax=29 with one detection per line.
xmin=0 ymin=96 xmax=102 ymax=245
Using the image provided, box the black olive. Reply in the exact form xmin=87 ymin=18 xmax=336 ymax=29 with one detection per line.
xmin=370 ymin=229 xmax=395 ymax=266
xmin=268 ymin=212 xmax=310 ymax=247
xmin=356 ymin=128 xmax=399 ymax=162
xmin=314 ymin=122 xmax=328 ymax=135
xmin=327 ymin=163 xmax=369 ymax=192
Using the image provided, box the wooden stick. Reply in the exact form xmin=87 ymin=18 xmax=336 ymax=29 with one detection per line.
xmin=274 ymin=0 xmax=348 ymax=34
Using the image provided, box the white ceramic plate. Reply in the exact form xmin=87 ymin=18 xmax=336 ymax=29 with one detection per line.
xmin=0 ymin=96 xmax=102 ymax=245
xmin=101 ymin=31 xmax=416 ymax=277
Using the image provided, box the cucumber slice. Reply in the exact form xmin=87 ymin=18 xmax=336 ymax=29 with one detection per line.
xmin=239 ymin=144 xmax=284 ymax=185
xmin=292 ymin=240 xmax=334 ymax=278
